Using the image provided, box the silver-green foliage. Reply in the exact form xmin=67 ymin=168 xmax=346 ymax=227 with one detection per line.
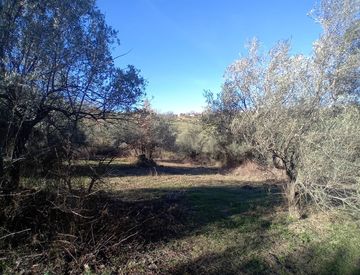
xmin=176 ymin=122 xmax=217 ymax=160
xmin=0 ymin=0 xmax=146 ymax=188
xmin=209 ymin=0 xmax=360 ymax=214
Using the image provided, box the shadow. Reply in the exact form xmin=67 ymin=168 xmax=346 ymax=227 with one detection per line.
xmin=156 ymin=159 xmax=187 ymax=164
xmin=168 ymin=239 xmax=360 ymax=275
xmin=168 ymin=215 xmax=360 ymax=275
xmin=317 ymin=248 xmax=360 ymax=275
xmin=283 ymin=242 xmax=360 ymax=275
xmin=182 ymin=184 xmax=282 ymax=230
xmin=0 ymin=183 xmax=282 ymax=273
xmin=169 ymin=246 xmax=274 ymax=275
xmin=71 ymin=162 xmax=220 ymax=177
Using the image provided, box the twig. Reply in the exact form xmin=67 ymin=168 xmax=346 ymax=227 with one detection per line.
xmin=70 ymin=210 xmax=93 ymax=219
xmin=57 ymin=233 xmax=77 ymax=239
xmin=112 ymin=231 xmax=139 ymax=248
xmin=22 ymin=253 xmax=44 ymax=259
xmin=0 ymin=189 xmax=41 ymax=197
xmin=0 ymin=228 xmax=31 ymax=240
xmin=64 ymin=247 xmax=78 ymax=265
xmin=49 ymin=201 xmax=94 ymax=219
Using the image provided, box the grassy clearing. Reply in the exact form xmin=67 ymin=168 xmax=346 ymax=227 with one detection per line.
xmin=1 ymin=161 xmax=360 ymax=274
xmin=94 ymin=161 xmax=360 ymax=274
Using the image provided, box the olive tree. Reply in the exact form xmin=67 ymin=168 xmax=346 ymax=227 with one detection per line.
xmin=0 ymin=0 xmax=145 ymax=190
xmin=210 ymin=0 xmax=359 ymax=216
xmin=226 ymin=40 xmax=315 ymax=215
xmin=176 ymin=121 xmax=212 ymax=161
xmin=203 ymin=86 xmax=249 ymax=165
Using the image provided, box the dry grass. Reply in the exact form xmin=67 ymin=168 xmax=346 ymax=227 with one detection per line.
xmin=229 ymin=160 xmax=288 ymax=182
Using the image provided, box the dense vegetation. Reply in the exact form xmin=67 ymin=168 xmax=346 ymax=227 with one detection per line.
xmin=0 ymin=0 xmax=359 ymax=273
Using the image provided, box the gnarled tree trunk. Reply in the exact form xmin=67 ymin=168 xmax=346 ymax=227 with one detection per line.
xmin=273 ymin=152 xmax=299 ymax=218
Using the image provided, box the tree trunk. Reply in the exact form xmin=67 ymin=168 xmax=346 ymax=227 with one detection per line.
xmin=8 ymin=122 xmax=34 ymax=190
xmin=0 ymin=151 xmax=3 ymax=176
xmin=0 ymin=151 xmax=5 ymax=188
xmin=9 ymin=161 xmax=21 ymax=190
xmin=273 ymin=152 xmax=299 ymax=218
xmin=285 ymin=181 xmax=299 ymax=218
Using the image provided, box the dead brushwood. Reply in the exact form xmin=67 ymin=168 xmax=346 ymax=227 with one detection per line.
xmin=0 ymin=188 xmax=188 ymax=273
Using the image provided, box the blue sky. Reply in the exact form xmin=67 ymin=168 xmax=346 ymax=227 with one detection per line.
xmin=97 ymin=0 xmax=322 ymax=113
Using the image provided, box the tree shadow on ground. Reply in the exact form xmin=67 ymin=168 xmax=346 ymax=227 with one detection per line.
xmin=168 ymin=212 xmax=360 ymax=275
xmin=169 ymin=246 xmax=273 ymax=275
xmin=71 ymin=162 xmax=220 ymax=177
xmin=0 ymin=183 xmax=282 ymax=273
xmin=168 ymin=236 xmax=360 ymax=275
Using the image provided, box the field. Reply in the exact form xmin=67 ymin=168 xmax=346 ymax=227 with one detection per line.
xmin=82 ymin=161 xmax=360 ymax=274
xmin=1 ymin=160 xmax=359 ymax=274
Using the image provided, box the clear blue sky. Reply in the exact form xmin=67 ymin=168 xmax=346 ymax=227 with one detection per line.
xmin=96 ymin=0 xmax=322 ymax=113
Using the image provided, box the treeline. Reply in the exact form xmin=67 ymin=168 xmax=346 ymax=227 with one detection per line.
xmin=74 ymin=103 xmax=217 ymax=164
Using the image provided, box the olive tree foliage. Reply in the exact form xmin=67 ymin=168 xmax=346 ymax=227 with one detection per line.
xmin=207 ymin=0 xmax=360 ymax=215
xmin=0 ymin=0 xmax=145 ymax=190
xmin=203 ymin=86 xmax=251 ymax=165
xmin=176 ymin=121 xmax=218 ymax=161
